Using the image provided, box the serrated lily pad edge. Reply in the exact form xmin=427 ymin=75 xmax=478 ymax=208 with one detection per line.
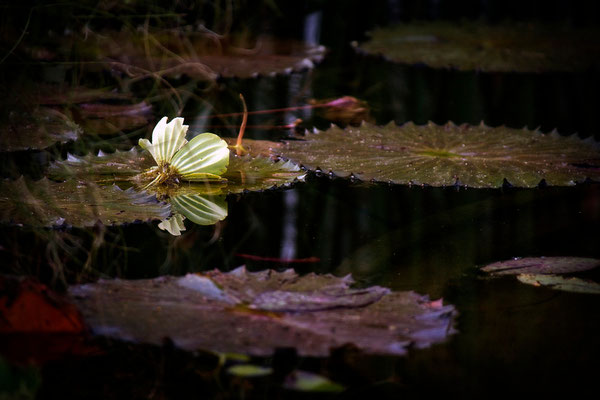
xmin=277 ymin=121 xmax=600 ymax=188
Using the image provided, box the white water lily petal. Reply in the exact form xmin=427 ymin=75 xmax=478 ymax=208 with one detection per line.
xmin=170 ymin=194 xmax=228 ymax=226
xmin=140 ymin=116 xmax=189 ymax=165
xmin=158 ymin=213 xmax=187 ymax=236
xmin=170 ymin=133 xmax=230 ymax=180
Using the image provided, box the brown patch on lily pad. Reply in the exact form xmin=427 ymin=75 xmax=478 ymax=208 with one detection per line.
xmin=68 ymin=267 xmax=457 ymax=356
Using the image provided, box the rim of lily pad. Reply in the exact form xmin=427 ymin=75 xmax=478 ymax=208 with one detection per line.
xmin=354 ymin=21 xmax=600 ymax=72
xmin=481 ymin=256 xmax=600 ymax=275
xmin=275 ymin=121 xmax=600 ymax=188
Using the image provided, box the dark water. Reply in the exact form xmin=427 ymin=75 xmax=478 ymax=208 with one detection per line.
xmin=1 ymin=1 xmax=600 ymax=398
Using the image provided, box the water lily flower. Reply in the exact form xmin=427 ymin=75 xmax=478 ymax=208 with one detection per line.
xmin=139 ymin=117 xmax=230 ymax=187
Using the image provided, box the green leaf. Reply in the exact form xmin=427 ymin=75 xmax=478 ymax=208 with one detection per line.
xmin=0 ymin=177 xmax=170 ymax=227
xmin=68 ymin=267 xmax=457 ymax=356
xmin=481 ymin=257 xmax=600 ymax=275
xmin=227 ymin=364 xmax=273 ymax=378
xmin=284 ymin=370 xmax=345 ymax=393
xmin=170 ymin=133 xmax=230 ymax=180
xmin=277 ymin=122 xmax=600 ymax=188
xmin=356 ymin=22 xmax=600 ymax=72
xmin=517 ymin=274 xmax=600 ymax=295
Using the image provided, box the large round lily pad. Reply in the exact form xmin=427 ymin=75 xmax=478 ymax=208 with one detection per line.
xmin=481 ymin=257 xmax=600 ymax=275
xmin=0 ymin=177 xmax=170 ymax=227
xmin=355 ymin=22 xmax=600 ymax=72
xmin=48 ymin=147 xmax=305 ymax=194
xmin=276 ymin=122 xmax=600 ymax=188
xmin=74 ymin=30 xmax=326 ymax=79
xmin=68 ymin=266 xmax=456 ymax=356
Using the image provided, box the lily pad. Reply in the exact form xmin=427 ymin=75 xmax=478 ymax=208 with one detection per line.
xmin=355 ymin=22 xmax=600 ymax=72
xmin=227 ymin=364 xmax=273 ymax=378
xmin=283 ymin=370 xmax=345 ymax=393
xmin=517 ymin=274 xmax=600 ymax=295
xmin=481 ymin=257 xmax=600 ymax=275
xmin=277 ymin=122 xmax=600 ymax=188
xmin=48 ymin=148 xmax=153 ymax=181
xmin=0 ymin=177 xmax=170 ymax=227
xmin=68 ymin=266 xmax=457 ymax=356
xmin=76 ymin=30 xmax=326 ymax=79
xmin=0 ymin=108 xmax=81 ymax=152
xmin=48 ymin=148 xmax=305 ymax=194
xmin=74 ymin=102 xmax=153 ymax=136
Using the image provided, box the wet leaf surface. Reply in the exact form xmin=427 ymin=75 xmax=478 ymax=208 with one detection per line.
xmin=67 ymin=30 xmax=326 ymax=79
xmin=0 ymin=177 xmax=171 ymax=227
xmin=49 ymin=148 xmax=305 ymax=194
xmin=277 ymin=122 xmax=600 ymax=188
xmin=517 ymin=274 xmax=600 ymax=295
xmin=223 ymin=137 xmax=282 ymax=158
xmin=68 ymin=267 xmax=457 ymax=356
xmin=356 ymin=22 xmax=600 ymax=72
xmin=0 ymin=108 xmax=80 ymax=152
xmin=481 ymin=257 xmax=600 ymax=275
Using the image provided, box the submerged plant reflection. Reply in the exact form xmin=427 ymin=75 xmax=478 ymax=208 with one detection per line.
xmin=151 ymin=183 xmax=228 ymax=236
xmin=158 ymin=194 xmax=228 ymax=236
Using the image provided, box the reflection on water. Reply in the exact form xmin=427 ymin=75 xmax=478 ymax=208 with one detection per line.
xmin=161 ymin=194 xmax=228 ymax=236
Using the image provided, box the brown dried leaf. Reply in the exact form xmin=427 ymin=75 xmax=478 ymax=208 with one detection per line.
xmin=68 ymin=267 xmax=457 ymax=356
